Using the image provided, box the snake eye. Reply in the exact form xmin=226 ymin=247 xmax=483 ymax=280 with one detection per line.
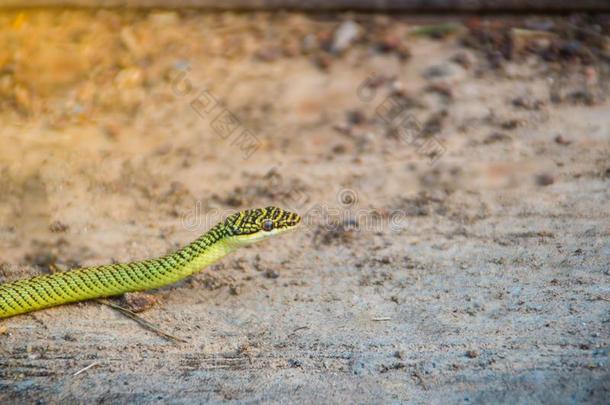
xmin=262 ymin=219 xmax=274 ymax=232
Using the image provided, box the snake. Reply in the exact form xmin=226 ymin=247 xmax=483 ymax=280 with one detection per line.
xmin=0 ymin=207 xmax=300 ymax=319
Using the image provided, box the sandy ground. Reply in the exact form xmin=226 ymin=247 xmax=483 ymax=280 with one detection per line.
xmin=0 ymin=10 xmax=609 ymax=404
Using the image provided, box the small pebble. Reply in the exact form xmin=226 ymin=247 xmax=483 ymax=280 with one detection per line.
xmin=535 ymin=173 xmax=554 ymax=186
xmin=229 ymin=284 xmax=241 ymax=295
xmin=347 ymin=109 xmax=366 ymax=125
xmin=331 ymin=20 xmax=360 ymax=54
xmin=288 ymin=359 xmax=302 ymax=368
xmin=121 ymin=292 xmax=159 ymax=313
xmin=49 ymin=221 xmax=69 ymax=233
xmin=484 ymin=132 xmax=511 ymax=144
xmin=451 ymin=51 xmax=476 ymax=69
xmin=554 ymin=135 xmax=572 ymax=145
xmin=264 ymin=269 xmax=280 ymax=279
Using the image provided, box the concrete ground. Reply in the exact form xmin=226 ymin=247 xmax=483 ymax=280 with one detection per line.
xmin=0 ymin=10 xmax=608 ymax=404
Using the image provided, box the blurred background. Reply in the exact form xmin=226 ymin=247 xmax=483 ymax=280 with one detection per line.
xmin=0 ymin=1 xmax=608 ymax=403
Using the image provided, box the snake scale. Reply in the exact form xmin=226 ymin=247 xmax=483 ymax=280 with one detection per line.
xmin=0 ymin=207 xmax=300 ymax=319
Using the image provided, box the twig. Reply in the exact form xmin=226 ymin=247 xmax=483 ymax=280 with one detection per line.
xmin=372 ymin=317 xmax=392 ymax=321
xmin=413 ymin=370 xmax=429 ymax=391
xmin=287 ymin=325 xmax=309 ymax=338
xmin=97 ymin=300 xmax=188 ymax=344
xmin=73 ymin=361 xmax=99 ymax=376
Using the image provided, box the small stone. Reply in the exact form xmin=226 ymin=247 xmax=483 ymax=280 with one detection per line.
xmin=425 ymin=82 xmax=453 ymax=99
xmin=535 ymin=173 xmax=554 ymax=186
xmin=288 ymin=359 xmax=302 ymax=368
xmin=332 ymin=144 xmax=347 ymax=154
xmin=389 ymin=79 xmax=407 ymax=97
xmin=466 ymin=350 xmax=479 ymax=358
xmin=510 ymin=28 xmax=556 ymax=57
xmin=264 ymin=269 xmax=280 ymax=279
xmin=512 ymin=96 xmax=544 ymax=110
xmin=379 ymin=33 xmax=401 ymax=52
xmin=451 ymin=51 xmax=476 ymax=69
xmin=554 ymin=135 xmax=571 ymax=145
xmin=423 ymin=64 xmax=453 ymax=79
xmin=49 ymin=221 xmax=69 ymax=233
xmin=500 ymin=119 xmax=521 ymax=130
xmin=347 ymin=109 xmax=366 ymax=125
xmin=484 ymin=132 xmax=512 ymax=144
xmin=331 ymin=20 xmax=360 ymax=54
xmin=378 ymin=34 xmax=411 ymax=60
xmin=121 ymin=292 xmax=159 ymax=313
xmin=229 ymin=284 xmax=241 ymax=295
xmin=394 ymin=350 xmax=406 ymax=359
xmin=314 ymin=54 xmax=332 ymax=70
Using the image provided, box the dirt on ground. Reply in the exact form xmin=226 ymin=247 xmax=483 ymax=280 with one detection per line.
xmin=0 ymin=10 xmax=609 ymax=404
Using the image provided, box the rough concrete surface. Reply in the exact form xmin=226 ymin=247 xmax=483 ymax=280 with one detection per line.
xmin=0 ymin=10 xmax=608 ymax=404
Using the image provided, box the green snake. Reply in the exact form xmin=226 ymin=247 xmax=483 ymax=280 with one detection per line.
xmin=0 ymin=207 xmax=300 ymax=319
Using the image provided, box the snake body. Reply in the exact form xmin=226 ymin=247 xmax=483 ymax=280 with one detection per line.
xmin=0 ymin=207 xmax=300 ymax=319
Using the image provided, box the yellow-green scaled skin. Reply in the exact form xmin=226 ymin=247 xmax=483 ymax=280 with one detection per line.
xmin=0 ymin=234 xmax=232 ymax=318
xmin=0 ymin=207 xmax=300 ymax=319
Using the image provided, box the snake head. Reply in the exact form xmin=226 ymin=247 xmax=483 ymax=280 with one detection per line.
xmin=224 ymin=206 xmax=301 ymax=245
